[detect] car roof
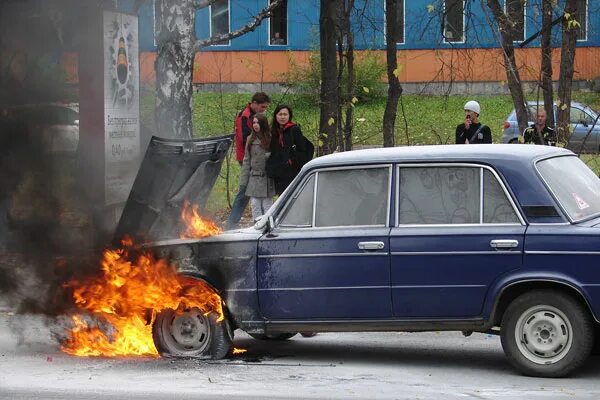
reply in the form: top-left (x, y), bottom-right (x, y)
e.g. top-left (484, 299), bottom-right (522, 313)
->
top-left (304, 144), bottom-right (572, 169)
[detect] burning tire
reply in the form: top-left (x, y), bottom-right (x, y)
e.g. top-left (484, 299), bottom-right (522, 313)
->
top-left (500, 290), bottom-right (593, 377)
top-left (248, 332), bottom-right (297, 341)
top-left (152, 307), bottom-right (231, 358)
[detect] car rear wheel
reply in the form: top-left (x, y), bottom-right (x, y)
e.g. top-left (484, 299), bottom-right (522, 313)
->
top-left (152, 307), bottom-right (232, 359)
top-left (248, 332), bottom-right (297, 341)
top-left (500, 290), bottom-right (593, 377)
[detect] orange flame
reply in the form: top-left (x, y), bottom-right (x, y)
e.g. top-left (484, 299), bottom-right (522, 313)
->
top-left (61, 239), bottom-right (223, 357)
top-left (180, 200), bottom-right (221, 239)
top-left (232, 347), bottom-right (247, 355)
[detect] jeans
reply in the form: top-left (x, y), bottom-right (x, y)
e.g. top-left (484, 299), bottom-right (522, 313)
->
top-left (226, 185), bottom-right (249, 229)
top-left (250, 197), bottom-right (274, 221)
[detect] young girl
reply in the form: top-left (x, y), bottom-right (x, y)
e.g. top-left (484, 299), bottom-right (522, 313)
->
top-left (239, 113), bottom-right (276, 220)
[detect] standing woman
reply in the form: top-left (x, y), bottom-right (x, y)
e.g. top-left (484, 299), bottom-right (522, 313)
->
top-left (268, 104), bottom-right (307, 195)
top-left (239, 114), bottom-right (276, 220)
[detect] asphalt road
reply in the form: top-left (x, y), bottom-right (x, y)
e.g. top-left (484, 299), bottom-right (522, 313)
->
top-left (1, 312), bottom-right (600, 399)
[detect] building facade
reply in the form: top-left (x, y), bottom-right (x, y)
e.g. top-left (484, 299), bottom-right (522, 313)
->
top-left (123, 0), bottom-right (600, 92)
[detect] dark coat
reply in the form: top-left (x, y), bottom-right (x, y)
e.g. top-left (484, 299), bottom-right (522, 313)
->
top-left (269, 122), bottom-right (306, 195)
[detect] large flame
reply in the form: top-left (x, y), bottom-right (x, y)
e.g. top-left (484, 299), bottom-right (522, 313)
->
top-left (61, 204), bottom-right (223, 357)
top-left (180, 200), bottom-right (221, 239)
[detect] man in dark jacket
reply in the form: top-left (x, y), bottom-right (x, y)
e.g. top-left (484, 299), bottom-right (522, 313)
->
top-left (455, 100), bottom-right (492, 144)
top-left (227, 92), bottom-right (270, 229)
top-left (521, 108), bottom-right (557, 146)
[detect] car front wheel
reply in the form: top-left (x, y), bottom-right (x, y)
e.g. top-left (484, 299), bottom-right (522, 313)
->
top-left (500, 290), bottom-right (593, 377)
top-left (152, 307), bottom-right (232, 359)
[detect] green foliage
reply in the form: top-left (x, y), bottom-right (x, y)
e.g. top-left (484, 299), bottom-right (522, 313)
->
top-left (279, 50), bottom-right (386, 103)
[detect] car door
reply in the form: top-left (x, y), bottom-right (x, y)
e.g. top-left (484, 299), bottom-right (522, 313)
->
top-left (390, 164), bottom-right (526, 318)
top-left (568, 106), bottom-right (599, 153)
top-left (257, 165), bottom-right (392, 320)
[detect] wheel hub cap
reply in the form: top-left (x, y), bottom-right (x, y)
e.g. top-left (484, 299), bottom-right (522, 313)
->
top-left (515, 305), bottom-right (572, 365)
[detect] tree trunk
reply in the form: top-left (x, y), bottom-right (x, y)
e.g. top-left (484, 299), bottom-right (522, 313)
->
top-left (154, 0), bottom-right (195, 139)
top-left (557, 0), bottom-right (578, 143)
top-left (487, 0), bottom-right (528, 135)
top-left (318, 0), bottom-right (340, 155)
top-left (382, 0), bottom-right (403, 148)
top-left (540, 0), bottom-right (554, 128)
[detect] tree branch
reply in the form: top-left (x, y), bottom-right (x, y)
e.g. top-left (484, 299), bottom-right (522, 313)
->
top-left (194, 0), bottom-right (283, 50)
top-left (519, 13), bottom-right (564, 48)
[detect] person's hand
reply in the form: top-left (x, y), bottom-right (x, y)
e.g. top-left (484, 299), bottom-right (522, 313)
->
top-left (464, 116), bottom-right (471, 130)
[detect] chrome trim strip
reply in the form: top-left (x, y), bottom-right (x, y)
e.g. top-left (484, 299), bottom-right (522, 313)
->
top-left (525, 250), bottom-right (600, 255)
top-left (479, 168), bottom-right (484, 224)
top-left (391, 251), bottom-right (518, 256)
top-left (224, 288), bottom-right (257, 292)
top-left (259, 252), bottom-right (389, 259)
top-left (258, 286), bottom-right (389, 291)
top-left (528, 222), bottom-right (571, 226)
top-left (392, 284), bottom-right (486, 289)
top-left (391, 223), bottom-right (522, 228)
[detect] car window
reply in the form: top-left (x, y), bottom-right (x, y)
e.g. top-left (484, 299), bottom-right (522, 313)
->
top-left (278, 174), bottom-right (315, 227)
top-left (483, 169), bottom-right (519, 223)
top-left (398, 167), bottom-right (480, 224)
top-left (570, 107), bottom-right (593, 125)
top-left (315, 167), bottom-right (389, 227)
top-left (537, 155), bottom-right (600, 222)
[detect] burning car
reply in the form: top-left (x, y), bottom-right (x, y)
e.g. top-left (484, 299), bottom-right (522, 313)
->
top-left (140, 143), bottom-right (600, 378)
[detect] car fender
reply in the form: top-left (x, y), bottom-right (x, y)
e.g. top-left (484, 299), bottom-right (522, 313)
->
top-left (483, 270), bottom-right (599, 325)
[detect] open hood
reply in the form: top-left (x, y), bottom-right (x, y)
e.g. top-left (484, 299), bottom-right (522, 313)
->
top-left (114, 134), bottom-right (232, 243)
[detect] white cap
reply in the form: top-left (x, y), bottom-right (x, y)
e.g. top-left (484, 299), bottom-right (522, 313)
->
top-left (464, 100), bottom-right (481, 115)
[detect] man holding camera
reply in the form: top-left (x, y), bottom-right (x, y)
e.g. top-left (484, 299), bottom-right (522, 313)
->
top-left (455, 100), bottom-right (492, 144)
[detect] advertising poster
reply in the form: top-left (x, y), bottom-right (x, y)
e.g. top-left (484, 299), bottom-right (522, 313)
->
top-left (103, 11), bottom-right (140, 206)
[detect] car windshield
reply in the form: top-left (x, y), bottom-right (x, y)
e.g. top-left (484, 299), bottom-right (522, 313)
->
top-left (536, 155), bottom-right (600, 222)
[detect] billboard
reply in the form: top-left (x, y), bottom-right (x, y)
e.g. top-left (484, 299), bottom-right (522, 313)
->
top-left (103, 11), bottom-right (140, 206)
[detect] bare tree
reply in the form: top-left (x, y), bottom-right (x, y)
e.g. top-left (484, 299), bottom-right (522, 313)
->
top-left (485, 0), bottom-right (529, 135)
top-left (382, 0), bottom-right (403, 147)
top-left (540, 0), bottom-right (555, 127)
top-left (154, 0), bottom-right (282, 139)
top-left (556, 0), bottom-right (579, 142)
top-left (318, 0), bottom-right (340, 154)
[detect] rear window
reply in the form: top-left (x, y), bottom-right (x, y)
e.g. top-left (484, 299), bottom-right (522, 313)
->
top-left (536, 156), bottom-right (600, 222)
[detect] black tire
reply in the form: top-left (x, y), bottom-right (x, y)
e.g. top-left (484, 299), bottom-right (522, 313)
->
top-left (500, 290), bottom-right (593, 377)
top-left (591, 324), bottom-right (600, 356)
top-left (248, 332), bottom-right (297, 341)
top-left (152, 307), bottom-right (232, 359)
top-left (508, 138), bottom-right (519, 144)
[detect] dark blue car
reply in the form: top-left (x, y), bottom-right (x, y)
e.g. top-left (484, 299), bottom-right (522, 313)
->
top-left (150, 144), bottom-right (600, 378)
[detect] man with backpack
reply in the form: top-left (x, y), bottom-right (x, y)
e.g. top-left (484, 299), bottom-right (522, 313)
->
top-left (455, 100), bottom-right (492, 144)
top-left (226, 92), bottom-right (271, 229)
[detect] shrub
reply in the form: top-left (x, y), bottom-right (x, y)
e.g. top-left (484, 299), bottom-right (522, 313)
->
top-left (280, 50), bottom-right (386, 103)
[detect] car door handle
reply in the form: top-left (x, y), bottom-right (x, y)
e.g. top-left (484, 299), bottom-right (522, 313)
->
top-left (490, 239), bottom-right (519, 250)
top-left (358, 241), bottom-right (385, 251)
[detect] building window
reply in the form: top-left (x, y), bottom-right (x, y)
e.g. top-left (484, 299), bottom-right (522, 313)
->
top-left (269, 0), bottom-right (287, 45)
top-left (210, 0), bottom-right (230, 45)
top-left (574, 0), bottom-right (587, 41)
top-left (443, 0), bottom-right (464, 43)
top-left (505, 0), bottom-right (525, 42)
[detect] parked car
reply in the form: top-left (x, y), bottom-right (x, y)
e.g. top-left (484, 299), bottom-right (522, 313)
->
top-left (6, 102), bottom-right (79, 154)
top-left (501, 101), bottom-right (600, 153)
top-left (147, 144), bottom-right (600, 378)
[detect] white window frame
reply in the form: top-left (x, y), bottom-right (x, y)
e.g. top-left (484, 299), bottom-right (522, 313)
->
top-left (503, 0), bottom-right (526, 43)
top-left (210, 0), bottom-right (231, 47)
top-left (442, 0), bottom-right (465, 44)
top-left (268, 0), bottom-right (288, 46)
top-left (575, 0), bottom-right (588, 42)
top-left (383, 0), bottom-right (406, 45)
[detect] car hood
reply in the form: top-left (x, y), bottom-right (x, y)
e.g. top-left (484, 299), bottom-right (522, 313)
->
top-left (114, 134), bottom-right (232, 243)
